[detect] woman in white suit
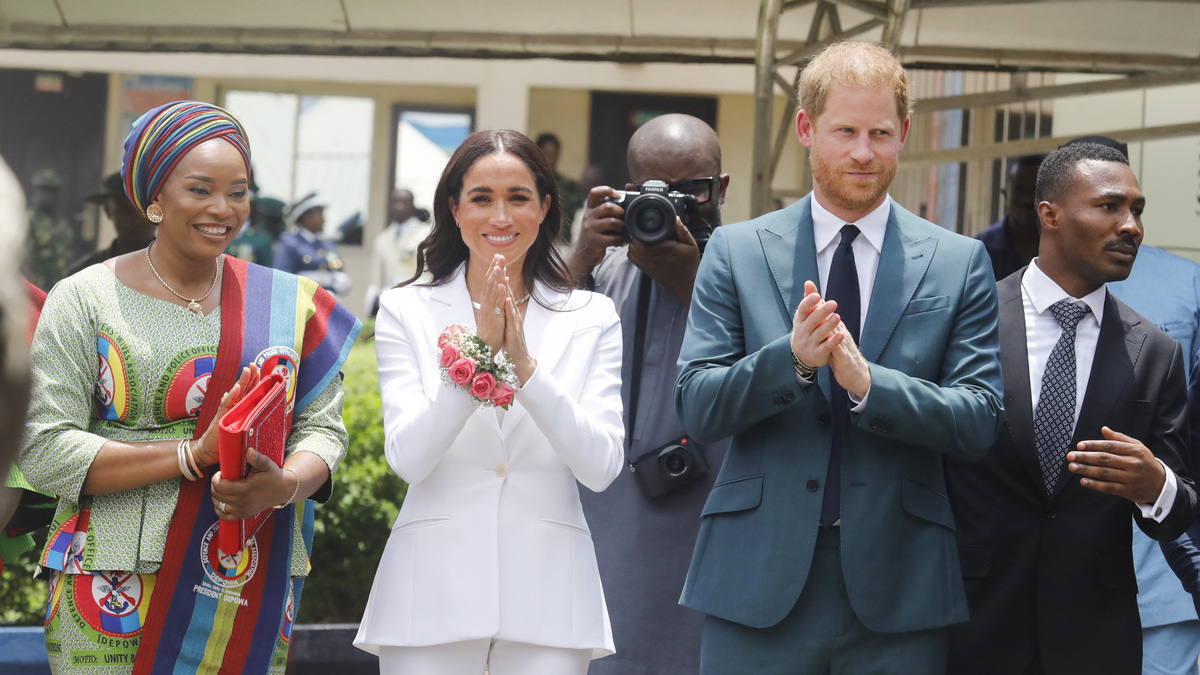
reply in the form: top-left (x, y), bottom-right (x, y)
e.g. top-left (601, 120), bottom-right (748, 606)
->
top-left (354, 129), bottom-right (624, 674)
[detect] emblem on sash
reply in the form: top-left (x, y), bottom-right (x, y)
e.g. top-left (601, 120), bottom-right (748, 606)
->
top-left (255, 346), bottom-right (299, 413)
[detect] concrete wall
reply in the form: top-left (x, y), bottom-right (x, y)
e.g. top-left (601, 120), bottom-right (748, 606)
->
top-left (1053, 74), bottom-right (1200, 261)
top-left (0, 49), bottom-right (794, 317)
top-left (8, 47), bottom-right (1197, 306)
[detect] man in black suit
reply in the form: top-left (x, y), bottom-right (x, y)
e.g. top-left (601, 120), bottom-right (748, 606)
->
top-left (945, 141), bottom-right (1198, 674)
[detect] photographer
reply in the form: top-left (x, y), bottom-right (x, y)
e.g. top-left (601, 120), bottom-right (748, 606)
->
top-left (570, 114), bottom-right (730, 675)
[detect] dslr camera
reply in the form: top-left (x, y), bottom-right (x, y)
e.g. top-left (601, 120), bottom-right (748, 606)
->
top-left (605, 180), bottom-right (711, 252)
top-left (630, 436), bottom-right (710, 499)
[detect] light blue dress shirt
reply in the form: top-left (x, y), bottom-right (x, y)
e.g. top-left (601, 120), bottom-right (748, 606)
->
top-left (1108, 245), bottom-right (1200, 632)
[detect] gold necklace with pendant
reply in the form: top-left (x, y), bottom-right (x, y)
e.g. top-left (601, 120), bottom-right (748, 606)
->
top-left (145, 242), bottom-right (219, 316)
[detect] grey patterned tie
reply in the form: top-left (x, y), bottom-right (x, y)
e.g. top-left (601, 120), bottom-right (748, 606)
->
top-left (1034, 299), bottom-right (1091, 496)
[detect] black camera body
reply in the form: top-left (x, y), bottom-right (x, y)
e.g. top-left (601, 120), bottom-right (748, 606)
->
top-left (630, 436), bottom-right (710, 499)
top-left (605, 180), bottom-right (710, 252)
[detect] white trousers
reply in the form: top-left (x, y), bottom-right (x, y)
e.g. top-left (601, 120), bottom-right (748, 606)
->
top-left (377, 638), bottom-right (592, 675)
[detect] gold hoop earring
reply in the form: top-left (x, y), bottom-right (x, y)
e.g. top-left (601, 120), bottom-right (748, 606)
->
top-left (146, 204), bottom-right (164, 224)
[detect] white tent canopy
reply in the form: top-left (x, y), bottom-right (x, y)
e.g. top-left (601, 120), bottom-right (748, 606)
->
top-left (1, 1), bottom-right (1196, 71)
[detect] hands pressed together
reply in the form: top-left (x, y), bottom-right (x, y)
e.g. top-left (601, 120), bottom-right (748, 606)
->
top-left (475, 253), bottom-right (537, 386)
top-left (790, 280), bottom-right (871, 399)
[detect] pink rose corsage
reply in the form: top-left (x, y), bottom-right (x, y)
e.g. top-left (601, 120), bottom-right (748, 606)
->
top-left (437, 323), bottom-right (519, 409)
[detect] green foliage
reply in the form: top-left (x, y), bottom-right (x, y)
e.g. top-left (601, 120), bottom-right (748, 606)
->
top-left (2, 327), bottom-right (403, 626)
top-left (298, 328), bottom-right (407, 623)
top-left (0, 536), bottom-right (48, 625)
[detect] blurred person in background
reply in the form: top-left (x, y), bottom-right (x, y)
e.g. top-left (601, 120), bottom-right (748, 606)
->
top-left (257, 196), bottom-right (288, 241)
top-left (364, 187), bottom-right (431, 316)
top-left (976, 154), bottom-right (1045, 280)
top-left (65, 171), bottom-right (157, 277)
top-left (0, 158), bottom-right (51, 574)
top-left (226, 192), bottom-right (276, 266)
top-left (23, 167), bottom-right (76, 291)
top-left (0, 153), bottom-right (33, 534)
top-left (561, 163), bottom-right (605, 247)
top-left (537, 133), bottom-right (584, 227)
top-left (274, 192), bottom-right (352, 296)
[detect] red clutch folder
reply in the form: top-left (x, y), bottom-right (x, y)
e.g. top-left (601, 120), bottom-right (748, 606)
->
top-left (217, 372), bottom-right (289, 556)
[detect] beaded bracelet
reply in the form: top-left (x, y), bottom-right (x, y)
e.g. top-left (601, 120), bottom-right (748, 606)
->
top-left (274, 467), bottom-right (301, 509)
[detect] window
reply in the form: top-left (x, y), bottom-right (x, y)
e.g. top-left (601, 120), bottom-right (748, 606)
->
top-left (391, 107), bottom-right (473, 221)
top-left (223, 91), bottom-right (374, 244)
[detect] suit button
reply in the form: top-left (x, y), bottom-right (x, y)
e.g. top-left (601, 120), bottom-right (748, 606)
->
top-left (818, 414), bottom-right (831, 425)
top-left (783, 391), bottom-right (795, 403)
top-left (806, 480), bottom-right (819, 492)
top-left (495, 463), bottom-right (508, 477)
top-left (773, 394), bottom-right (787, 406)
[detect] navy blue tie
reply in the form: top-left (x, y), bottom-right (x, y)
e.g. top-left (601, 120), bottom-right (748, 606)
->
top-left (820, 224), bottom-right (860, 527)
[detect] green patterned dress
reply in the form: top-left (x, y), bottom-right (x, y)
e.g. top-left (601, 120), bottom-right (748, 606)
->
top-left (18, 264), bottom-right (347, 674)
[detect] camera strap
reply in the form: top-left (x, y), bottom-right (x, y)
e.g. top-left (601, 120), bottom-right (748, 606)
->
top-left (626, 272), bottom-right (653, 467)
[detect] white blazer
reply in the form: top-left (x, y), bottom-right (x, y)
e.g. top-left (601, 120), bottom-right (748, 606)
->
top-left (354, 266), bottom-right (624, 658)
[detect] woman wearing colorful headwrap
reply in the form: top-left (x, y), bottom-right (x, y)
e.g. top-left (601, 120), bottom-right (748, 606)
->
top-left (18, 101), bottom-right (361, 674)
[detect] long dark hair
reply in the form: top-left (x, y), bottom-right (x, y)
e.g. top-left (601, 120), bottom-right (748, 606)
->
top-left (403, 129), bottom-right (572, 305)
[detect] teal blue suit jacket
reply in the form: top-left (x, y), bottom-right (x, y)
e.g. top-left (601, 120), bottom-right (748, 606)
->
top-left (675, 196), bottom-right (1004, 633)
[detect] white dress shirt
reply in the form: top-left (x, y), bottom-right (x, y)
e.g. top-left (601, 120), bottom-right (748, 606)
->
top-left (797, 196), bottom-right (891, 407)
top-left (1021, 259), bottom-right (1176, 520)
top-left (811, 195), bottom-right (890, 333)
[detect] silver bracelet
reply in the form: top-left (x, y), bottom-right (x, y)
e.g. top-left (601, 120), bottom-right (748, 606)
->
top-left (184, 439), bottom-right (202, 477)
top-left (177, 438), bottom-right (198, 481)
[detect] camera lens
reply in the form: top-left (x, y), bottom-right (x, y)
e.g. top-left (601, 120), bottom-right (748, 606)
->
top-left (661, 449), bottom-right (690, 478)
top-left (624, 194), bottom-right (676, 246)
top-left (640, 209), bottom-right (664, 233)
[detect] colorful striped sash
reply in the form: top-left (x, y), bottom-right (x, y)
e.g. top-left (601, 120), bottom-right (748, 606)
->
top-left (133, 257), bottom-right (360, 674)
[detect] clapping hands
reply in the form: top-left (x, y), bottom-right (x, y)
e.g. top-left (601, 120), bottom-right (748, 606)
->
top-left (790, 280), bottom-right (872, 397)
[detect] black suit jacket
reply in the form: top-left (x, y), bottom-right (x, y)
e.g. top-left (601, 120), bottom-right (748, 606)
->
top-left (946, 269), bottom-right (1197, 675)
